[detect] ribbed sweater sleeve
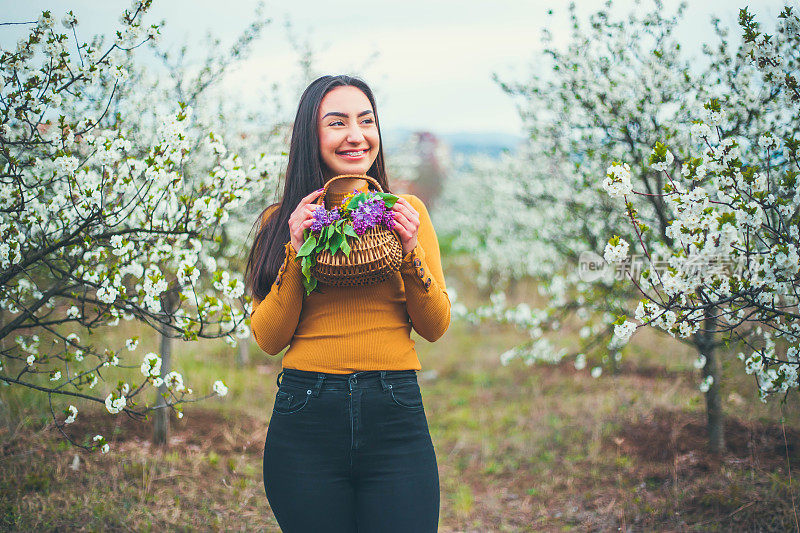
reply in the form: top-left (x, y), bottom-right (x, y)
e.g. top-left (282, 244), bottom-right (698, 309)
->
top-left (399, 194), bottom-right (451, 341)
top-left (249, 207), bottom-right (305, 355)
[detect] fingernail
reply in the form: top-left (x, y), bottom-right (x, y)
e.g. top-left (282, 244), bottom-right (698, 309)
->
top-left (316, 188), bottom-right (324, 192)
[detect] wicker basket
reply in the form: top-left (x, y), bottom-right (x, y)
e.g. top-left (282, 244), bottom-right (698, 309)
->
top-left (312, 175), bottom-right (403, 287)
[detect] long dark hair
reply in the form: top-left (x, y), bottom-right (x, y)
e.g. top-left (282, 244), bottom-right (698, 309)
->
top-left (245, 75), bottom-right (391, 301)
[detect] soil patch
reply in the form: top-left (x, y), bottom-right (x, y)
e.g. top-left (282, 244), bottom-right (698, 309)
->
top-left (607, 406), bottom-right (799, 472)
top-left (1, 408), bottom-right (266, 458)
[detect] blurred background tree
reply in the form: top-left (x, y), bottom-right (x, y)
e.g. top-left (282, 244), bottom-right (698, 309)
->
top-left (436, 1), bottom-right (799, 453)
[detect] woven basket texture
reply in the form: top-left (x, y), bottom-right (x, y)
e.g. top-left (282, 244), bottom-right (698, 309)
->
top-left (312, 175), bottom-right (403, 287)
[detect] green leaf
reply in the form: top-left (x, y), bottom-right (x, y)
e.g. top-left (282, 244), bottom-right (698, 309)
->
top-left (297, 235), bottom-right (317, 257)
top-left (341, 237), bottom-right (352, 257)
top-left (315, 231), bottom-right (327, 252)
top-left (376, 192), bottom-right (399, 208)
top-left (716, 212), bottom-right (737, 229)
top-left (301, 255), bottom-right (314, 282)
top-left (302, 276), bottom-right (317, 296)
top-left (346, 192), bottom-right (369, 209)
top-left (343, 225), bottom-right (359, 239)
top-left (330, 232), bottom-right (344, 255)
top-left (299, 257), bottom-right (308, 281)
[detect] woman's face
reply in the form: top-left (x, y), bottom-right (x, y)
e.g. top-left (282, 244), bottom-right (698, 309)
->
top-left (317, 85), bottom-right (380, 178)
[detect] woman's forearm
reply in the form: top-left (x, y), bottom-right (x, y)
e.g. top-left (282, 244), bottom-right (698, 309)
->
top-left (250, 242), bottom-right (305, 355)
top-left (400, 195), bottom-right (451, 342)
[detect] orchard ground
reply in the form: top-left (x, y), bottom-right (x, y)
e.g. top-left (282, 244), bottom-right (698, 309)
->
top-left (1, 262), bottom-right (798, 531)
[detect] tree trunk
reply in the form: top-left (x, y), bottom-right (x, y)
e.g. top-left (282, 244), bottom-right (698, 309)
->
top-left (152, 328), bottom-right (172, 445)
top-left (0, 397), bottom-right (10, 435)
top-left (0, 310), bottom-right (11, 433)
top-left (609, 350), bottom-right (620, 375)
top-left (153, 286), bottom-right (179, 446)
top-left (236, 336), bottom-right (250, 368)
top-left (694, 311), bottom-right (725, 453)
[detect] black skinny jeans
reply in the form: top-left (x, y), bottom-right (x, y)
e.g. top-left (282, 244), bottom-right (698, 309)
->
top-left (263, 368), bottom-right (440, 532)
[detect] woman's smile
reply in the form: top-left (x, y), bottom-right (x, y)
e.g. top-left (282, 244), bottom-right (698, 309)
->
top-left (337, 148), bottom-right (368, 160)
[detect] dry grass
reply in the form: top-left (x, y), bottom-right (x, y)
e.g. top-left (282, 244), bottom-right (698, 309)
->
top-left (1, 273), bottom-right (799, 531)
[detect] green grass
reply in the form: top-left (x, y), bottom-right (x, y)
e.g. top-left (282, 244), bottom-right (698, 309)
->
top-left (1, 270), bottom-right (799, 531)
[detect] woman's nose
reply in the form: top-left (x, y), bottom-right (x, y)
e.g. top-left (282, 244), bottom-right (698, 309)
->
top-left (346, 125), bottom-right (365, 143)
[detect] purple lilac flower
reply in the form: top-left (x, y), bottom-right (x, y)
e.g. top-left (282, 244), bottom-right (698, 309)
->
top-left (310, 205), bottom-right (341, 233)
top-left (351, 195), bottom-right (395, 235)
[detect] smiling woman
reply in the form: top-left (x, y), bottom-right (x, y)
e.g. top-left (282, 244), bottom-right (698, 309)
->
top-left (244, 75), bottom-right (450, 532)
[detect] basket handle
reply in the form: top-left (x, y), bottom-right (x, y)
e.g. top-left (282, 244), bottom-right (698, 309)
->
top-left (315, 174), bottom-right (384, 206)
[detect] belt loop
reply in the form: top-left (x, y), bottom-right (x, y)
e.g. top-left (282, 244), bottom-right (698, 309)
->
top-left (379, 370), bottom-right (389, 392)
top-left (276, 369), bottom-right (285, 388)
top-left (311, 373), bottom-right (325, 397)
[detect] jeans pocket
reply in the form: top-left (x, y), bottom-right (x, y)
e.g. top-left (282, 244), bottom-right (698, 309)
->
top-left (272, 387), bottom-right (311, 415)
top-left (388, 381), bottom-right (424, 411)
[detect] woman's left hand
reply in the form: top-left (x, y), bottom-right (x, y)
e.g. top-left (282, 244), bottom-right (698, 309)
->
top-left (391, 197), bottom-right (420, 255)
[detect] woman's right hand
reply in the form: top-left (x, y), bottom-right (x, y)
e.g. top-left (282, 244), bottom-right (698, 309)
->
top-left (288, 188), bottom-right (325, 252)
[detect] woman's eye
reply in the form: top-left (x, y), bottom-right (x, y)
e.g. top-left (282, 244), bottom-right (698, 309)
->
top-left (328, 120), bottom-right (344, 126)
top-left (361, 118), bottom-right (374, 124)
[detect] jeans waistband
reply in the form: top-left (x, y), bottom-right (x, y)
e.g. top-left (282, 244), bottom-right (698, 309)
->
top-left (276, 368), bottom-right (418, 395)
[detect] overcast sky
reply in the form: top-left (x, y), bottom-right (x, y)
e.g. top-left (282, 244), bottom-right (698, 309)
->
top-left (1, 0), bottom-right (791, 137)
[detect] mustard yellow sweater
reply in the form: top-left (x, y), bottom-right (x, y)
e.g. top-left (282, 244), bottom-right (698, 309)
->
top-left (249, 183), bottom-right (451, 374)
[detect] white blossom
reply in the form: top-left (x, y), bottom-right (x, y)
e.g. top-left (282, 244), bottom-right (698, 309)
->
top-left (699, 374), bottom-right (714, 393)
top-left (93, 434), bottom-right (109, 453)
top-left (602, 162), bottom-right (633, 198)
top-left (603, 238), bottom-right (629, 263)
top-left (62, 11), bottom-right (78, 28)
top-left (212, 380), bottom-right (228, 397)
top-left (611, 320), bottom-right (637, 347)
top-left (64, 405), bottom-right (78, 424)
top-left (757, 133), bottom-right (779, 151)
top-left (650, 147), bottom-right (674, 172)
top-left (164, 371), bottom-right (185, 392)
top-left (690, 122), bottom-right (712, 143)
top-left (140, 352), bottom-right (161, 378)
top-left (104, 393), bottom-right (126, 414)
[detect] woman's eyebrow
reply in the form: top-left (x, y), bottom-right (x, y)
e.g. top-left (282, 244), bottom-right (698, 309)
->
top-left (321, 110), bottom-right (374, 119)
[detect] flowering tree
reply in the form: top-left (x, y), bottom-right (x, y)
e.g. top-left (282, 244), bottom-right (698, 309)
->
top-left (106, 2), bottom-right (288, 440)
top-left (602, 6), bottom-right (799, 450)
top-left (436, 1), bottom-right (797, 452)
top-left (438, 1), bottom-right (697, 369)
top-left (0, 3), bottom-right (278, 451)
